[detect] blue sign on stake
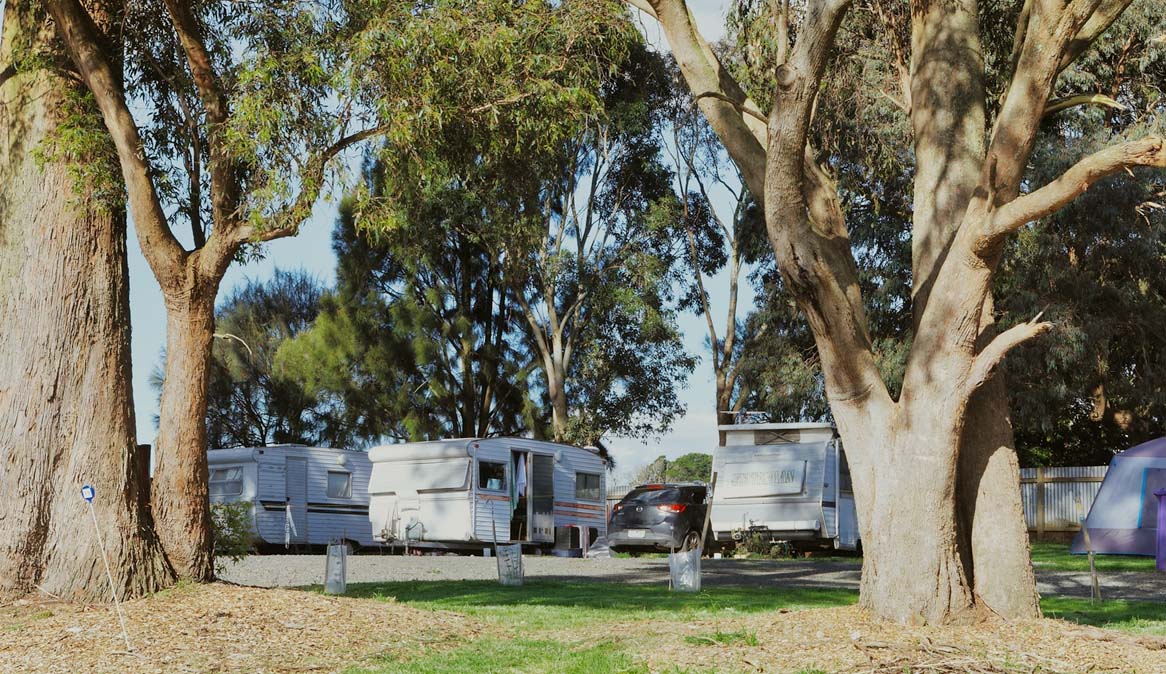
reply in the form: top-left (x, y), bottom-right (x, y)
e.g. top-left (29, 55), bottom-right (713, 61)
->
top-left (81, 485), bottom-right (95, 503)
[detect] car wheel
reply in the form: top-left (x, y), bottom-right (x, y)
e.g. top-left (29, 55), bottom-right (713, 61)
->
top-left (681, 530), bottom-right (701, 552)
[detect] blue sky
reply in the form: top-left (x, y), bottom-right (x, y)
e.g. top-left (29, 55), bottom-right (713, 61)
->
top-left (91, 1), bottom-right (743, 478)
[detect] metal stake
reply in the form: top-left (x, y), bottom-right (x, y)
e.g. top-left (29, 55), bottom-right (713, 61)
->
top-left (83, 486), bottom-right (132, 651)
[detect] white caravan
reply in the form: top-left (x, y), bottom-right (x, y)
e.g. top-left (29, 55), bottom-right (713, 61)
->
top-left (709, 423), bottom-right (860, 552)
top-left (208, 445), bottom-right (376, 548)
top-left (367, 438), bottom-right (607, 551)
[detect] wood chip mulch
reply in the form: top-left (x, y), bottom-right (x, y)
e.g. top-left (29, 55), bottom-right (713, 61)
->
top-left (3, 584), bottom-right (1165, 673)
top-left (613, 605), bottom-right (1166, 673)
top-left (0, 582), bottom-right (480, 674)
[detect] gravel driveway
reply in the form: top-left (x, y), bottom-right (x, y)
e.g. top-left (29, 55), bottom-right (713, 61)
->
top-left (219, 554), bottom-right (1166, 601)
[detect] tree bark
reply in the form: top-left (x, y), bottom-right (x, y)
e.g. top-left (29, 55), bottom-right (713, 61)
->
top-left (548, 369), bottom-right (569, 441)
top-left (906, 0), bottom-right (1041, 619)
top-left (0, 0), bottom-right (173, 600)
top-left (957, 353), bottom-right (1040, 617)
top-left (832, 388), bottom-right (977, 625)
top-left (151, 293), bottom-right (217, 581)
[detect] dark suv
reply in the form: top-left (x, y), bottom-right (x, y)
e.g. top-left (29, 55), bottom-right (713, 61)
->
top-left (607, 483), bottom-right (708, 552)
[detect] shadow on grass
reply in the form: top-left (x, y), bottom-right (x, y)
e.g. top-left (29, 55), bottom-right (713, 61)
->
top-left (1041, 597), bottom-right (1166, 635)
top-left (1029, 542), bottom-right (1157, 573)
top-left (342, 579), bottom-right (858, 616)
top-left (346, 638), bottom-right (664, 674)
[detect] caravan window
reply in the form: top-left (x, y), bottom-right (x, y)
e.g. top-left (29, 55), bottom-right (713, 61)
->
top-left (209, 467), bottom-right (243, 496)
top-left (575, 472), bottom-right (601, 501)
top-left (478, 461), bottom-right (507, 491)
top-left (326, 471), bottom-right (352, 499)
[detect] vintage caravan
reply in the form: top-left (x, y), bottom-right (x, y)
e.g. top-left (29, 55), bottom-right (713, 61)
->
top-left (208, 445), bottom-right (376, 548)
top-left (709, 422), bottom-right (860, 552)
top-left (367, 438), bottom-right (607, 551)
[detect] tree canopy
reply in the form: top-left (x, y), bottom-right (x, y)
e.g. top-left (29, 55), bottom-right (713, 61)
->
top-left (205, 270), bottom-right (357, 449)
top-left (727, 0), bottom-right (1166, 466)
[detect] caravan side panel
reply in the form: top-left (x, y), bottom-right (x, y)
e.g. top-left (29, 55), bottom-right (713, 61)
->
top-left (303, 450), bottom-right (376, 546)
top-left (368, 441), bottom-right (475, 544)
top-left (552, 447), bottom-right (607, 539)
top-left (472, 441), bottom-right (514, 543)
top-left (254, 451), bottom-right (289, 545)
top-left (472, 493), bottom-right (511, 543)
top-left (710, 442), bottom-right (828, 540)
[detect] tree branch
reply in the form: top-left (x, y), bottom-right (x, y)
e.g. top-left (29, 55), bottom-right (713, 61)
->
top-left (966, 313), bottom-right (1054, 392)
top-left (160, 0), bottom-right (243, 234)
top-left (692, 91), bottom-right (768, 124)
top-left (1059, 0), bottom-right (1135, 72)
top-left (198, 122), bottom-right (389, 281)
top-left (160, 0), bottom-right (227, 126)
top-left (0, 64), bottom-right (16, 89)
top-left (44, 0), bottom-right (187, 285)
top-left (980, 136), bottom-right (1166, 252)
top-left (988, 0), bottom-right (1122, 202)
top-left (636, 0), bottom-right (768, 199)
top-left (213, 332), bottom-right (254, 360)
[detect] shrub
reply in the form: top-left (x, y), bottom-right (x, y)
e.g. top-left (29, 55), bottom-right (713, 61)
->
top-left (211, 501), bottom-right (255, 571)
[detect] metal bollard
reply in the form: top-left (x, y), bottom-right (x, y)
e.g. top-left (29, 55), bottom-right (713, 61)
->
top-left (324, 542), bottom-right (348, 594)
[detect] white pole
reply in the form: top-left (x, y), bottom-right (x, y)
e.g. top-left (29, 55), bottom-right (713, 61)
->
top-left (85, 496), bottom-right (132, 651)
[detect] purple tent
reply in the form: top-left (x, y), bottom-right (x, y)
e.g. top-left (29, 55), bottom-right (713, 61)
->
top-left (1071, 437), bottom-right (1166, 556)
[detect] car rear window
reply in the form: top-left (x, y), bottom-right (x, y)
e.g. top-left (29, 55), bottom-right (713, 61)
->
top-left (623, 487), bottom-right (684, 504)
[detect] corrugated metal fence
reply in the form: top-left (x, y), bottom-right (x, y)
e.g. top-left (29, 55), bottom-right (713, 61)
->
top-left (611, 466), bottom-right (1110, 539)
top-left (607, 484), bottom-right (633, 505)
top-left (1019, 465), bottom-right (1107, 537)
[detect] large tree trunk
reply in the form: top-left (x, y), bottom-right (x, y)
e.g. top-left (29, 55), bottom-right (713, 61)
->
top-left (907, 0), bottom-right (1040, 620)
top-left (843, 403), bottom-right (977, 625)
top-left (0, 0), bottom-right (173, 600)
top-left (957, 371), bottom-right (1040, 617)
top-left (152, 292), bottom-right (217, 581)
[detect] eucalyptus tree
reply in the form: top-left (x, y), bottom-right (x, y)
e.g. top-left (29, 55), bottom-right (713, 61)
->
top-left (43, 0), bottom-right (391, 581)
top-left (366, 35), bottom-right (695, 445)
top-left (662, 63), bottom-right (768, 428)
top-left (733, 0), bottom-right (1166, 467)
top-left (507, 45), bottom-right (695, 445)
top-left (276, 194), bottom-right (534, 442)
top-left (999, 2), bottom-right (1166, 465)
top-left (205, 270), bottom-right (349, 449)
top-left (0, 0), bottom-right (173, 600)
top-left (630, 0), bottom-right (1165, 624)
top-left (45, 0), bottom-right (627, 581)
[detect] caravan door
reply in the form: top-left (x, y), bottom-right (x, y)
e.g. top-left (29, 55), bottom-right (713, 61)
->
top-left (530, 453), bottom-right (554, 543)
top-left (286, 456), bottom-right (309, 544)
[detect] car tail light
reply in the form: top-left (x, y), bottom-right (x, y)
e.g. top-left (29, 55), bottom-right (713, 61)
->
top-left (612, 503), bottom-right (623, 512)
top-left (656, 504), bottom-right (686, 513)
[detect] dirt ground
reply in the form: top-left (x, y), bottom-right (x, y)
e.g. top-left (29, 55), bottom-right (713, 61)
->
top-left (0, 583), bottom-right (476, 674)
top-left (2, 582), bottom-right (1165, 674)
top-left (623, 607), bottom-right (1166, 673)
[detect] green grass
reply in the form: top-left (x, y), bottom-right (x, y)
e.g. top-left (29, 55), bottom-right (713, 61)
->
top-left (341, 579), bottom-right (858, 630)
top-left (345, 638), bottom-right (652, 674)
top-left (1041, 597), bottom-right (1166, 636)
top-left (335, 581), bottom-right (855, 673)
top-left (328, 578), bottom-right (1166, 673)
top-left (684, 629), bottom-right (759, 647)
top-left (1029, 542), bottom-right (1157, 573)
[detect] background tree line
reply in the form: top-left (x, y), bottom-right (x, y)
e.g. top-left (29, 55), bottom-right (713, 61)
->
top-left (208, 2), bottom-right (1166, 471)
